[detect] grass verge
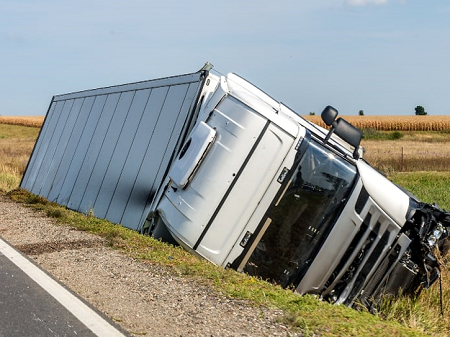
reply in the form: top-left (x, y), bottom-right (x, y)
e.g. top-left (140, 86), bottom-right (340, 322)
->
top-left (6, 188), bottom-right (441, 337)
top-left (389, 171), bottom-right (450, 209)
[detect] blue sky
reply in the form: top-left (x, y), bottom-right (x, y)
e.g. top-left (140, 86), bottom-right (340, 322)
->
top-left (1, 0), bottom-right (449, 116)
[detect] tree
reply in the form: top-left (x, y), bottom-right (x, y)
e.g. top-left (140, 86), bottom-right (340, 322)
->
top-left (415, 105), bottom-right (427, 115)
top-left (358, 110), bottom-right (364, 116)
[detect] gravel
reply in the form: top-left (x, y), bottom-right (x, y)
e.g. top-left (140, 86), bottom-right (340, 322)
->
top-left (0, 194), bottom-right (302, 337)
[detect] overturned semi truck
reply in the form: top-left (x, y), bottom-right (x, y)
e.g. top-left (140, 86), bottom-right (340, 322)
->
top-left (21, 64), bottom-right (450, 310)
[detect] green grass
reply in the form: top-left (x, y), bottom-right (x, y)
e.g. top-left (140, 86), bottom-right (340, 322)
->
top-left (363, 129), bottom-right (405, 140)
top-left (362, 130), bottom-right (450, 142)
top-left (389, 171), bottom-right (450, 210)
top-left (0, 123), bottom-right (40, 139)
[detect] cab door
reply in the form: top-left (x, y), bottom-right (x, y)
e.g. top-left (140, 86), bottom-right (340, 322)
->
top-left (195, 121), bottom-right (295, 265)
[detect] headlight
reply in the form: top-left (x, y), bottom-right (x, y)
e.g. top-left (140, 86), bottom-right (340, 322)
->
top-left (427, 222), bottom-right (445, 247)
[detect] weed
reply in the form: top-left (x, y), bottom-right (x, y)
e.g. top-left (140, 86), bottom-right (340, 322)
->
top-left (86, 207), bottom-right (95, 217)
top-left (362, 128), bottom-right (382, 140)
top-left (0, 172), bottom-right (21, 191)
top-left (391, 131), bottom-right (403, 140)
top-left (104, 227), bottom-right (121, 247)
top-left (46, 208), bottom-right (63, 218)
top-left (362, 129), bottom-right (404, 141)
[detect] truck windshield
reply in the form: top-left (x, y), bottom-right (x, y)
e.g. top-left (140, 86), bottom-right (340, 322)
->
top-left (245, 139), bottom-right (357, 288)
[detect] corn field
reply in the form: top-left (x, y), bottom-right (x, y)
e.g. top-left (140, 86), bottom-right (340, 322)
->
top-left (304, 115), bottom-right (450, 131)
top-left (0, 116), bottom-right (44, 128)
top-left (2, 115), bottom-right (450, 132)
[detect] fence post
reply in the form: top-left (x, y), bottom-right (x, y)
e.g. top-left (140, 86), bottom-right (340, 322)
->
top-left (401, 147), bottom-right (404, 171)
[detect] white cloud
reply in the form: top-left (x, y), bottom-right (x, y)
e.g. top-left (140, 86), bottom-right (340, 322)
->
top-left (346, 0), bottom-right (389, 6)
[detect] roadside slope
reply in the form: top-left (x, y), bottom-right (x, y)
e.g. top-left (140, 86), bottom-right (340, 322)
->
top-left (0, 193), bottom-right (298, 337)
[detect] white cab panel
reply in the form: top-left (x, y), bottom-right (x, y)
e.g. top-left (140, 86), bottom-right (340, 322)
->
top-left (158, 96), bottom-right (268, 248)
top-left (356, 160), bottom-right (409, 226)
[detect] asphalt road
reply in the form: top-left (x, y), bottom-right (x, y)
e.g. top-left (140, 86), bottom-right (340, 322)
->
top-left (0, 236), bottom-right (128, 337)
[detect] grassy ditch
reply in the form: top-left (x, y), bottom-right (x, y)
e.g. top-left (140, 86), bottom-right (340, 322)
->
top-left (7, 187), bottom-right (448, 337)
top-left (387, 172), bottom-right (450, 335)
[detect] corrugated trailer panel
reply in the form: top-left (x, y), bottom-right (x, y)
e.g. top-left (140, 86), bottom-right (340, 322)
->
top-left (67, 93), bottom-right (123, 212)
top-left (57, 95), bottom-right (109, 208)
top-left (21, 71), bottom-right (206, 231)
top-left (48, 96), bottom-right (97, 204)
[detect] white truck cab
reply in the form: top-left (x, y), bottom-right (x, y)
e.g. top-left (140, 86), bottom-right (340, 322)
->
top-left (154, 72), bottom-right (449, 309)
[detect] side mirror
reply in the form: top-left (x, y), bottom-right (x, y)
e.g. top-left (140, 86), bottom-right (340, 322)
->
top-left (321, 106), bottom-right (362, 159)
top-left (334, 118), bottom-right (362, 159)
top-left (321, 105), bottom-right (339, 126)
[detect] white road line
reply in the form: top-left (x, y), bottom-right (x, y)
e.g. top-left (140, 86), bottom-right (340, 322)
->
top-left (0, 237), bottom-right (126, 337)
